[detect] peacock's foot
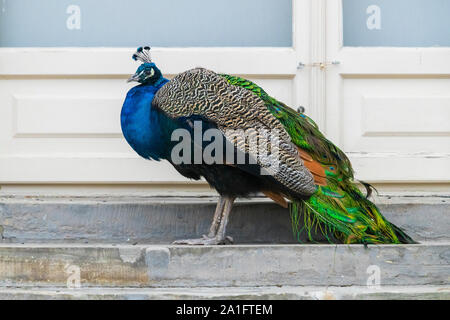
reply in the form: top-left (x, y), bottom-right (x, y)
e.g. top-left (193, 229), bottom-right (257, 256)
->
top-left (172, 235), bottom-right (234, 245)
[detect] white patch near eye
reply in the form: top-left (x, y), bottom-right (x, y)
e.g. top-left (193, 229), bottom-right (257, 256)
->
top-left (150, 68), bottom-right (155, 77)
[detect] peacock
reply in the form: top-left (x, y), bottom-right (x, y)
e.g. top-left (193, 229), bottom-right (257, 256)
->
top-left (121, 47), bottom-right (415, 245)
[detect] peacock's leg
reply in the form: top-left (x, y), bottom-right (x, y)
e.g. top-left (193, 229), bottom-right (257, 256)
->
top-left (214, 196), bottom-right (235, 242)
top-left (172, 195), bottom-right (235, 245)
top-left (207, 196), bottom-right (226, 238)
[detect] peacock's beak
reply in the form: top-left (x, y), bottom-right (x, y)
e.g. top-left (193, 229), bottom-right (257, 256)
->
top-left (127, 74), bottom-right (140, 83)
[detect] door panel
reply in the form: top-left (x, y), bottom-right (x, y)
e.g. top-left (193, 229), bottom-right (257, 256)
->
top-left (342, 77), bottom-right (450, 153)
top-left (326, 0), bottom-right (450, 183)
top-left (0, 0), bottom-right (307, 185)
top-left (0, 54), bottom-right (298, 183)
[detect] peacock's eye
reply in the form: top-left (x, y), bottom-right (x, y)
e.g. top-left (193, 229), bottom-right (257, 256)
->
top-left (146, 68), bottom-right (155, 77)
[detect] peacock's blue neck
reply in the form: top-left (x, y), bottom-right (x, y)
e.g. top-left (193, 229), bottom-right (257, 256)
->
top-left (121, 78), bottom-right (176, 161)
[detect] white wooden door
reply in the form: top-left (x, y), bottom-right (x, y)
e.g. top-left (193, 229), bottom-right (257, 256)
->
top-left (324, 0), bottom-right (450, 184)
top-left (3, 0), bottom-right (446, 193)
top-left (0, 0), bottom-right (310, 188)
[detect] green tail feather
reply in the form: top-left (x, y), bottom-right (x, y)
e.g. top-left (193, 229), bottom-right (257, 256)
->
top-left (289, 183), bottom-right (416, 244)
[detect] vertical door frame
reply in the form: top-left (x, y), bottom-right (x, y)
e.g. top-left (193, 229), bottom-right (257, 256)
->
top-left (294, 0), bottom-right (328, 132)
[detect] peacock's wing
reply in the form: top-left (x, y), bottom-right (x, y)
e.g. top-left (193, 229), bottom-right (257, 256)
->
top-left (153, 68), bottom-right (316, 197)
top-left (219, 75), bottom-right (353, 177)
top-left (220, 74), bottom-right (415, 244)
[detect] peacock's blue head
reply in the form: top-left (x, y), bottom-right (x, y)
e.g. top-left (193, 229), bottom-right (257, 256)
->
top-left (128, 62), bottom-right (162, 85)
top-left (127, 46), bottom-right (162, 85)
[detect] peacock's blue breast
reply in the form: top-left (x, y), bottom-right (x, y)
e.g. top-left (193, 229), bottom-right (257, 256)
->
top-left (121, 84), bottom-right (174, 161)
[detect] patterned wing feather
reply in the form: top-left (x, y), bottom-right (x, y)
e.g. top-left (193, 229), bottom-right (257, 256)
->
top-left (153, 68), bottom-right (316, 197)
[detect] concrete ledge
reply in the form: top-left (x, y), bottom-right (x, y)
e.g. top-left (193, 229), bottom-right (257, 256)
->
top-left (0, 196), bottom-right (448, 243)
top-left (0, 285), bottom-right (448, 300)
top-left (0, 243), bottom-right (448, 288)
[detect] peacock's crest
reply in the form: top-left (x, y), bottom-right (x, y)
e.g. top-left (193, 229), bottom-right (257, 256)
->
top-left (132, 46), bottom-right (152, 64)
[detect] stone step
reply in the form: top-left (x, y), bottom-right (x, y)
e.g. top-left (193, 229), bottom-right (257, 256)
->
top-left (0, 286), bottom-right (448, 300)
top-left (0, 243), bottom-right (448, 288)
top-left (0, 196), bottom-right (448, 244)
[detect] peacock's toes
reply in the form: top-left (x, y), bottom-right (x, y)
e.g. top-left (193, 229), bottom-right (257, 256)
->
top-left (172, 235), bottom-right (234, 245)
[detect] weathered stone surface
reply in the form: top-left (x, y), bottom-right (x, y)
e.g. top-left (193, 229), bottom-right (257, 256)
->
top-left (0, 196), bottom-right (448, 243)
top-left (0, 196), bottom-right (447, 299)
top-left (0, 244), bottom-right (448, 288)
top-left (0, 245), bottom-right (149, 287)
